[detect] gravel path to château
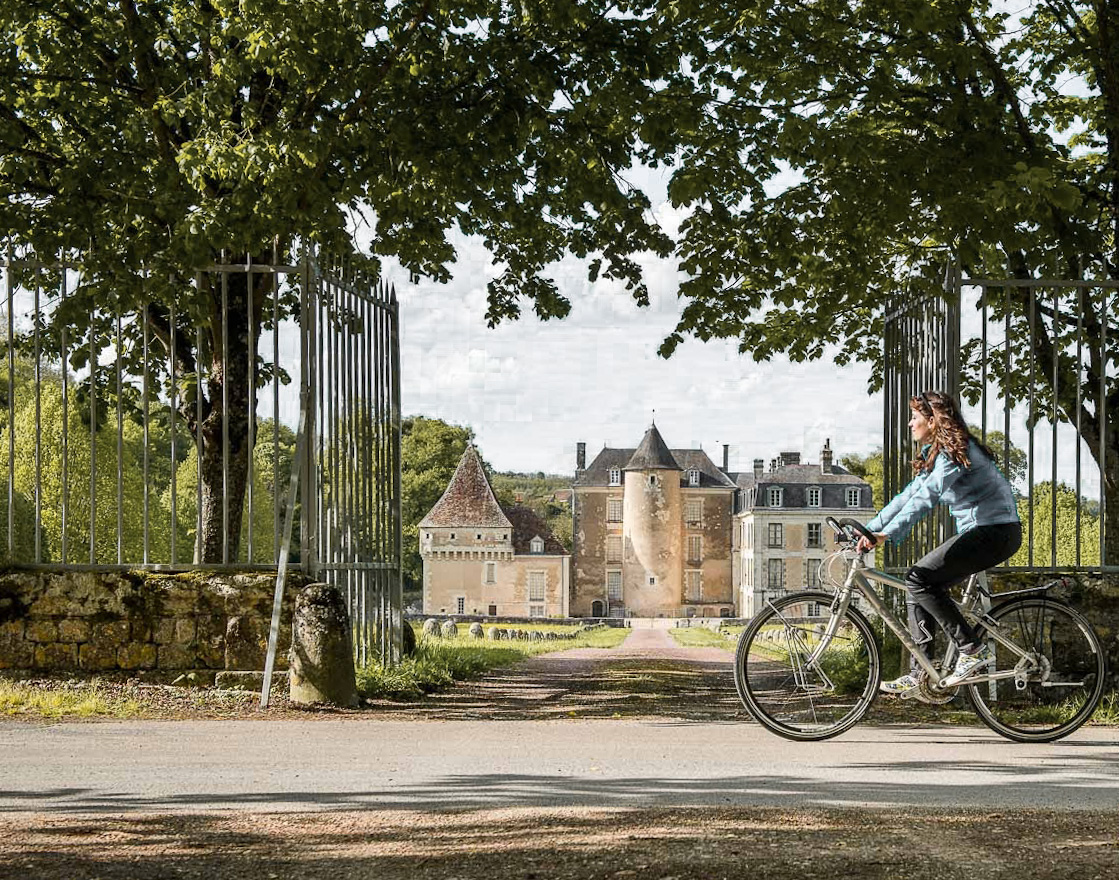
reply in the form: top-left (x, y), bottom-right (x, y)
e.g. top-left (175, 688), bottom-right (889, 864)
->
top-left (361, 626), bottom-right (748, 721)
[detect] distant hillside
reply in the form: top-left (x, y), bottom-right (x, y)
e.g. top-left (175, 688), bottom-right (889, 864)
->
top-left (489, 472), bottom-right (573, 551)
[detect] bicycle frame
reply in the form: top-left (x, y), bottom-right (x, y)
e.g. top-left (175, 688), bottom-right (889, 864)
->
top-left (817, 552), bottom-right (1040, 690)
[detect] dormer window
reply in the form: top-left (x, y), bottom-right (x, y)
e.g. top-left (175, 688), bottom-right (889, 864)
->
top-left (846, 487), bottom-right (861, 508)
top-left (687, 468), bottom-right (700, 486)
top-left (807, 487), bottom-right (821, 508)
top-left (530, 536), bottom-right (545, 554)
top-left (608, 467), bottom-right (621, 486)
top-left (767, 487), bottom-right (783, 508)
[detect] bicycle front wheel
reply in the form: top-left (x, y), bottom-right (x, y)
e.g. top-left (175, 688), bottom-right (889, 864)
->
top-left (967, 597), bottom-right (1107, 743)
top-left (734, 591), bottom-right (880, 741)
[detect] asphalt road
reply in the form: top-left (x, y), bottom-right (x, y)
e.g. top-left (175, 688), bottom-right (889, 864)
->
top-left (2, 718), bottom-right (1116, 814)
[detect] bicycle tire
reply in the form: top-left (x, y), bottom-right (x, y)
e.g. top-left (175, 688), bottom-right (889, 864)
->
top-left (734, 591), bottom-right (880, 741)
top-left (966, 597), bottom-right (1107, 743)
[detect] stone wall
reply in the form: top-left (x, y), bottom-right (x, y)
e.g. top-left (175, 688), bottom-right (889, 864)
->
top-left (986, 571), bottom-right (1119, 688)
top-left (0, 569), bottom-right (310, 681)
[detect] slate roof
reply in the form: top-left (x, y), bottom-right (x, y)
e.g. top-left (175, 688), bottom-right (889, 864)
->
top-left (730, 462), bottom-right (875, 510)
top-left (502, 504), bottom-right (569, 555)
top-left (419, 445), bottom-right (512, 528)
top-left (624, 425), bottom-right (680, 471)
top-left (575, 444), bottom-right (736, 489)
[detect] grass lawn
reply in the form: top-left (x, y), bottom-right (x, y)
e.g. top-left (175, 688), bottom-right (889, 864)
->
top-left (356, 623), bottom-right (629, 699)
top-left (0, 679), bottom-right (142, 719)
top-left (667, 627), bottom-right (735, 650)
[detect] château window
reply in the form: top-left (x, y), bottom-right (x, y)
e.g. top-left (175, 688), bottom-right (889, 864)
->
top-left (767, 558), bottom-right (785, 589)
top-left (607, 497), bottom-right (623, 522)
top-left (606, 535), bottom-right (623, 563)
top-left (687, 534), bottom-right (702, 563)
top-left (767, 523), bottom-right (783, 548)
top-left (530, 536), bottom-right (545, 554)
top-left (608, 467), bottom-right (621, 486)
top-left (767, 486), bottom-right (783, 507)
top-left (456, 597), bottom-right (465, 614)
top-left (606, 570), bottom-right (623, 600)
top-left (687, 468), bottom-right (700, 486)
top-left (807, 487), bottom-right (821, 508)
top-left (484, 561), bottom-right (496, 584)
top-left (528, 571), bottom-right (546, 602)
top-left (807, 523), bottom-right (823, 549)
top-left (685, 499), bottom-right (703, 523)
top-left (846, 487), bottom-right (861, 508)
top-left (685, 570), bottom-right (702, 602)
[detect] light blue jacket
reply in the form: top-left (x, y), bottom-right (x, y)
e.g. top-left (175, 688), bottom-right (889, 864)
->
top-left (866, 439), bottom-right (1019, 543)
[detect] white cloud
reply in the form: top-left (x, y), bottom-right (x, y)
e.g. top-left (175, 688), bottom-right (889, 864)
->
top-left (395, 229), bottom-right (883, 476)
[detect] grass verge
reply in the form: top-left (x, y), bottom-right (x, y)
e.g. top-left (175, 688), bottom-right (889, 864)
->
top-left (356, 624), bottom-right (629, 700)
top-left (0, 679), bottom-right (143, 719)
top-left (668, 627), bottom-right (734, 649)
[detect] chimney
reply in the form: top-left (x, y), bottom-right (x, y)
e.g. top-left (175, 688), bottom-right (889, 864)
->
top-left (576, 442), bottom-right (586, 471)
top-left (780, 451), bottom-right (800, 467)
top-left (770, 457), bottom-right (779, 472)
top-left (821, 438), bottom-right (833, 474)
top-left (722, 444), bottom-right (730, 472)
top-left (753, 458), bottom-right (764, 478)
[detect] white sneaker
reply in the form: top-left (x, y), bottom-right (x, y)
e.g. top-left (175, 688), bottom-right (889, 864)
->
top-left (879, 674), bottom-right (920, 696)
top-left (942, 644), bottom-right (994, 686)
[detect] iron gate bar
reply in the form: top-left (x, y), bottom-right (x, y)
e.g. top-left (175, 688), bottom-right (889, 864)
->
top-left (0, 248), bottom-right (403, 666)
top-left (886, 270), bottom-right (1117, 572)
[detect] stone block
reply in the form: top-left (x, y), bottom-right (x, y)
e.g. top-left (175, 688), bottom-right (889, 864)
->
top-left (26, 620), bottom-right (59, 643)
top-left (175, 618), bottom-right (197, 645)
top-left (35, 642), bottom-right (78, 669)
top-left (0, 632), bottom-right (34, 669)
top-left (93, 620), bottom-right (130, 645)
top-left (131, 619), bottom-right (154, 642)
top-left (215, 670), bottom-right (265, 690)
top-left (117, 642), bottom-right (157, 670)
top-left (0, 620), bottom-right (25, 640)
top-left (27, 595), bottom-right (74, 617)
top-left (157, 644), bottom-right (198, 670)
top-left (289, 583), bottom-right (358, 708)
top-left (145, 577), bottom-right (203, 615)
top-left (153, 618), bottom-right (177, 645)
top-left (225, 614), bottom-right (266, 670)
top-left (79, 640), bottom-right (120, 671)
top-left (57, 619), bottom-right (92, 643)
top-left (194, 616), bottom-right (226, 668)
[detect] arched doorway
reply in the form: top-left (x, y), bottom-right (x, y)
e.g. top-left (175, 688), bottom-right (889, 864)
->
top-left (591, 600), bottom-right (605, 618)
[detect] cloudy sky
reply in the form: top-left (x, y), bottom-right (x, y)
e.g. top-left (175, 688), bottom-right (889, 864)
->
top-left (391, 205), bottom-right (883, 477)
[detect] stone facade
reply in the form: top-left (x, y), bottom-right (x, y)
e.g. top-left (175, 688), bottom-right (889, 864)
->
top-left (731, 442), bottom-right (876, 618)
top-left (0, 569), bottom-right (308, 680)
top-left (420, 446), bottom-right (571, 618)
top-left (573, 426), bottom-right (737, 618)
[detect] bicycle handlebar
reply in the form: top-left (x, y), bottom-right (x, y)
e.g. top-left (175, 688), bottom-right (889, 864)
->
top-left (827, 516), bottom-right (878, 547)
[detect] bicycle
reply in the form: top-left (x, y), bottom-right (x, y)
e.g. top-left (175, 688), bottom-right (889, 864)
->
top-left (733, 516), bottom-right (1108, 742)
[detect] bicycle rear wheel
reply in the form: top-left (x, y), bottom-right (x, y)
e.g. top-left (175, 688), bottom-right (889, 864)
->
top-left (734, 591), bottom-right (880, 741)
top-left (967, 597), bottom-right (1107, 743)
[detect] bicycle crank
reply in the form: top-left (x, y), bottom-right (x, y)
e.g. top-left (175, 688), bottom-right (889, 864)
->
top-left (905, 670), bottom-right (959, 705)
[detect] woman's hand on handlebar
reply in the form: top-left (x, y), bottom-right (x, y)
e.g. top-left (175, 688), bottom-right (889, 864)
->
top-left (856, 533), bottom-right (888, 553)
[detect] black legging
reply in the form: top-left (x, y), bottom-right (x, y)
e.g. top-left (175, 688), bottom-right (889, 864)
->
top-left (904, 522), bottom-right (1022, 673)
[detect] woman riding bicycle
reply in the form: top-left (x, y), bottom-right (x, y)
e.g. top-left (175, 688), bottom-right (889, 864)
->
top-left (856, 390), bottom-right (1021, 696)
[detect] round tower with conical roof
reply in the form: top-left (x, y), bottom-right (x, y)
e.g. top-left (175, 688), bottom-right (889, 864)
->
top-left (621, 424), bottom-right (682, 615)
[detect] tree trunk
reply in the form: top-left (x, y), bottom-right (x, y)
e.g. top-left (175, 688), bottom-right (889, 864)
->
top-left (197, 262), bottom-right (264, 564)
top-left (1105, 452), bottom-right (1119, 569)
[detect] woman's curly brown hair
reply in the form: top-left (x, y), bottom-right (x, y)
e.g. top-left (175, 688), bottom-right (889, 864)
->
top-left (910, 390), bottom-right (997, 474)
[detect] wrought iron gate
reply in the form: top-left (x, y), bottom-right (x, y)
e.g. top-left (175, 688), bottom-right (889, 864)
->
top-left (881, 267), bottom-right (962, 570)
top-left (0, 248), bottom-right (404, 665)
